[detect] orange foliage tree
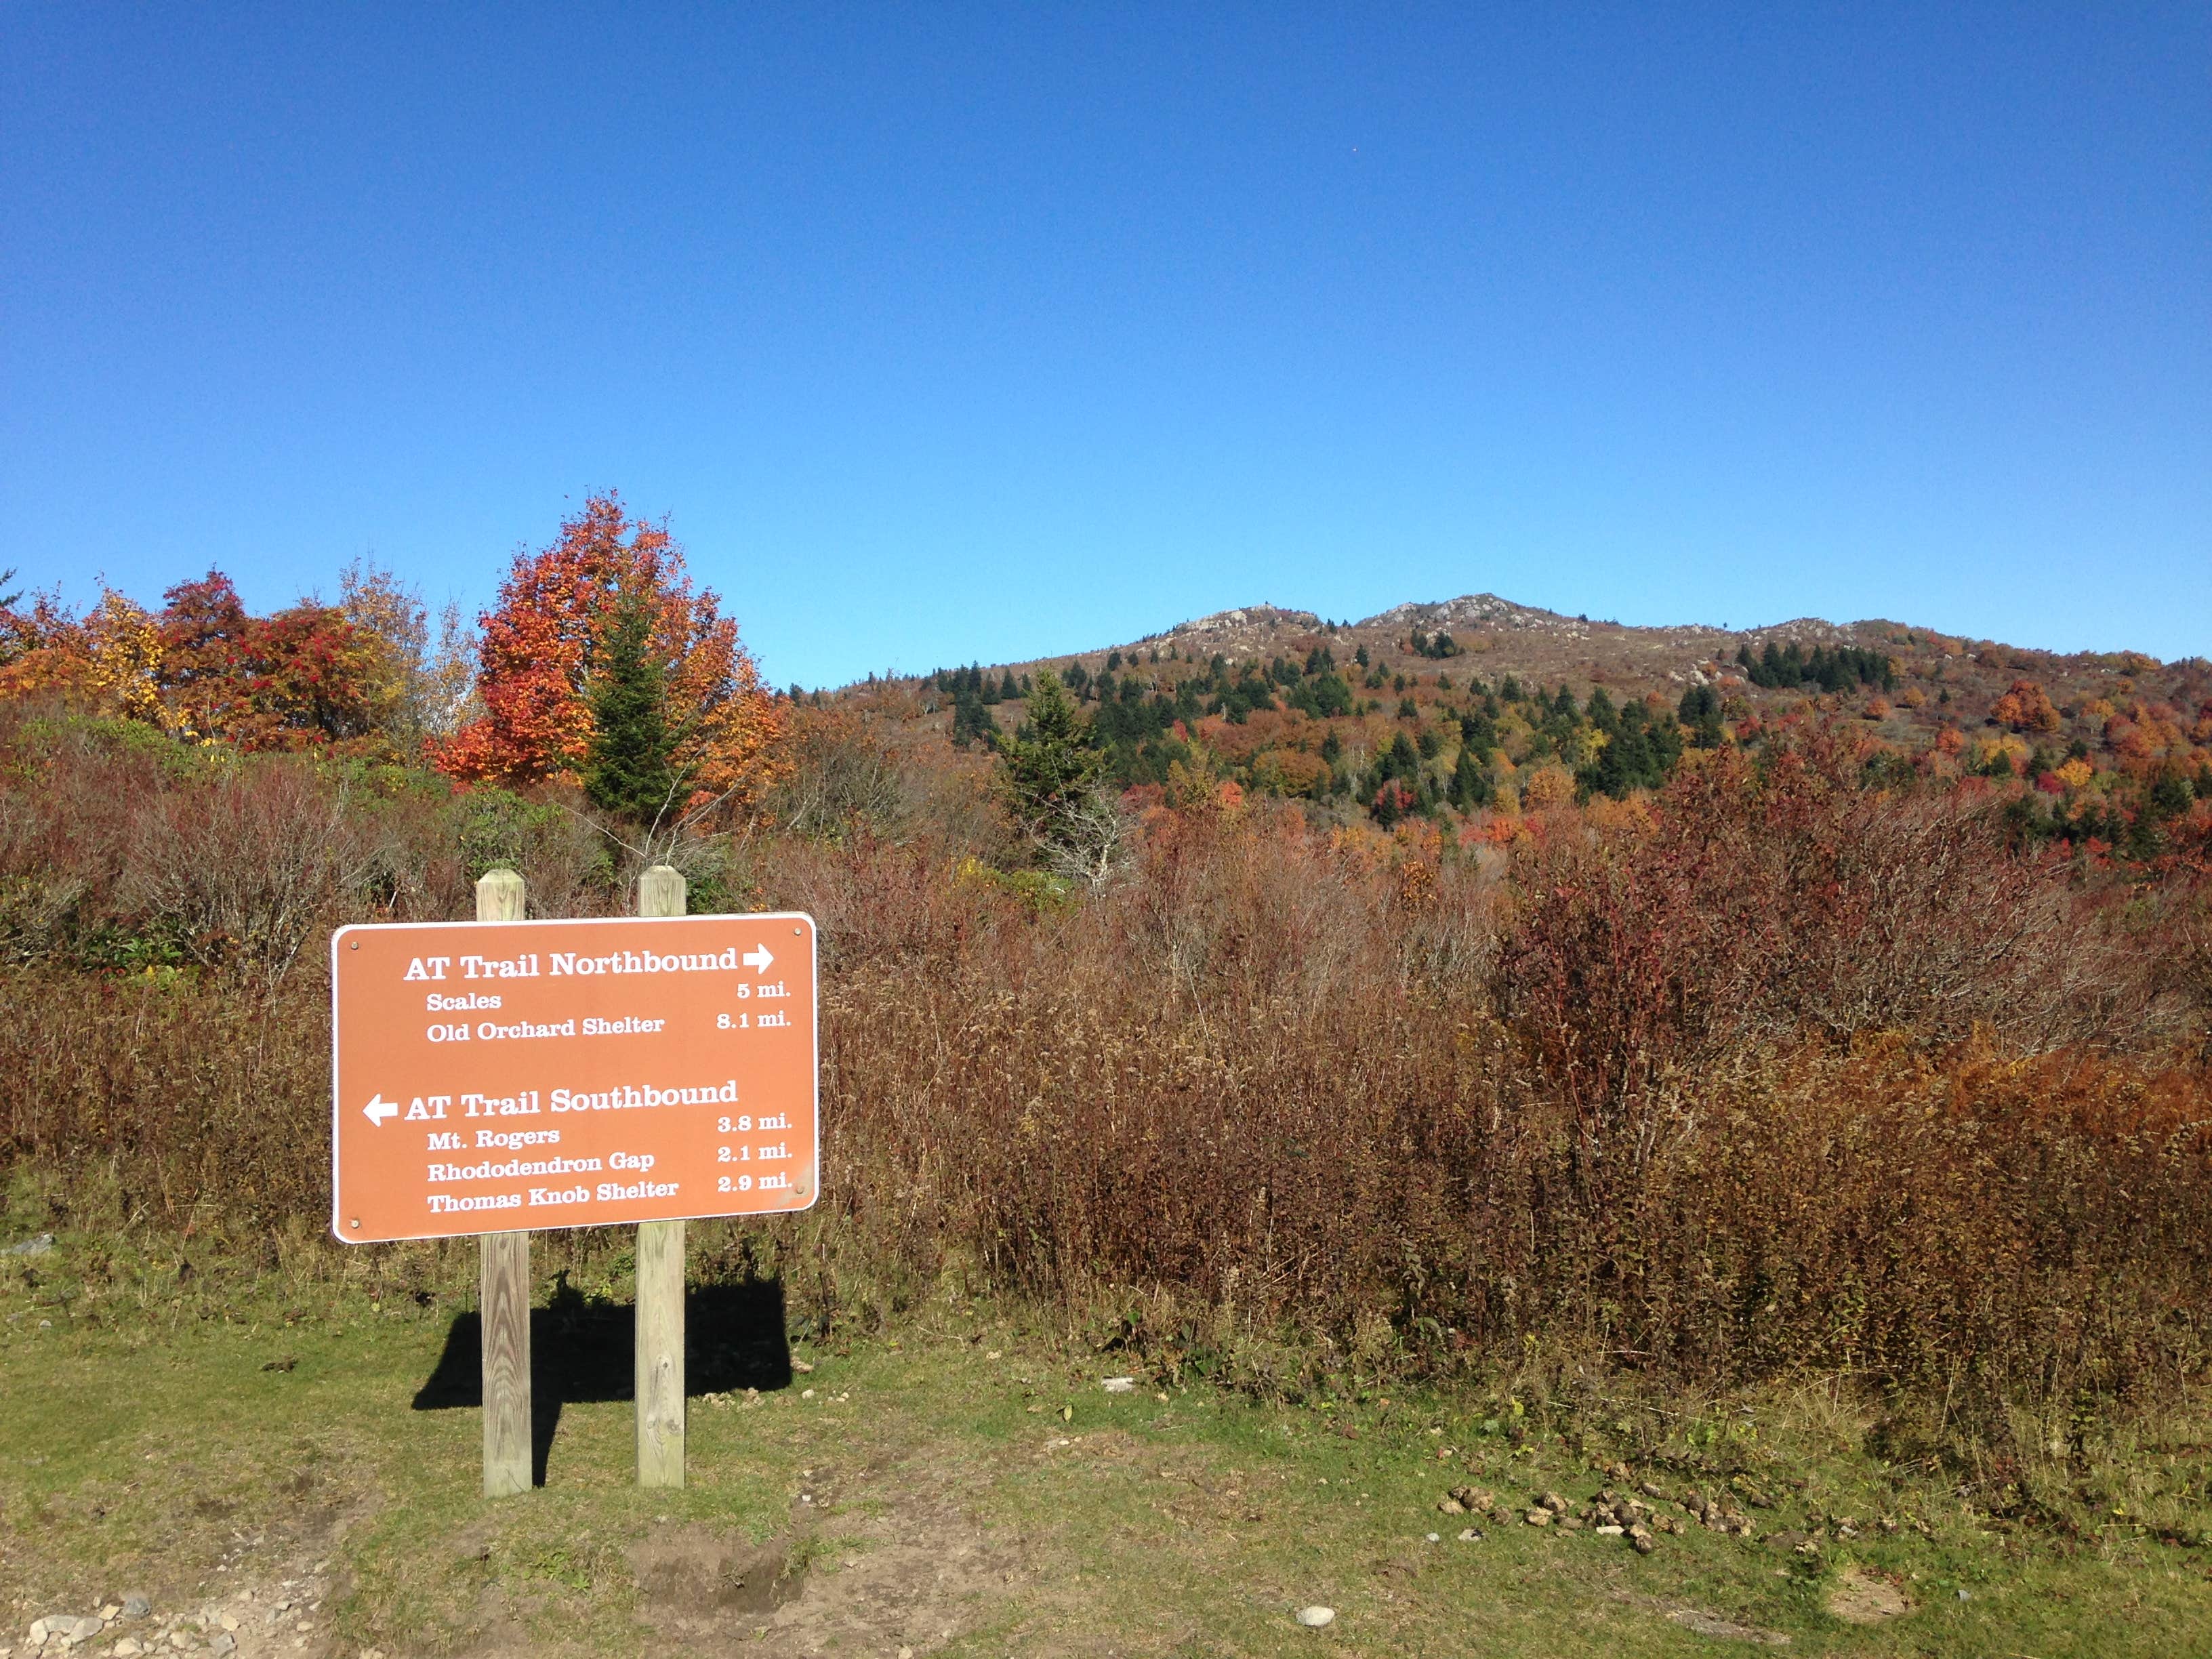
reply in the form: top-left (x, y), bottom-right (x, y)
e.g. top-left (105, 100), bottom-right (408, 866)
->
top-left (152, 572), bottom-right (394, 750)
top-left (1990, 678), bottom-right (2061, 733)
top-left (433, 494), bottom-right (786, 820)
top-left (0, 574), bottom-right (395, 752)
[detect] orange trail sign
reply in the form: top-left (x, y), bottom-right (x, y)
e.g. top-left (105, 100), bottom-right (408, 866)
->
top-left (331, 913), bottom-right (818, 1244)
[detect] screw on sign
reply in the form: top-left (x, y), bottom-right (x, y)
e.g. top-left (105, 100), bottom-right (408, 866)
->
top-left (331, 865), bottom-right (819, 1495)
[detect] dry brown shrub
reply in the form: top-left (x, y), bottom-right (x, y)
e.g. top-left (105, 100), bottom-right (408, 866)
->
top-left (1, 711), bottom-right (2207, 1420)
top-left (1492, 736), bottom-right (2169, 1204)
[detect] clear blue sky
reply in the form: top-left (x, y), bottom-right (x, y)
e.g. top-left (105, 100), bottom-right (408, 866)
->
top-left (5, 5), bottom-right (2206, 689)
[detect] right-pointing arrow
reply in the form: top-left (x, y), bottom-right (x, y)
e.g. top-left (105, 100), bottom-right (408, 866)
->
top-left (363, 1093), bottom-right (398, 1127)
top-left (741, 944), bottom-right (775, 974)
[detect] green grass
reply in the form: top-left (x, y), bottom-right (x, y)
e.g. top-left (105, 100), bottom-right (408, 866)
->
top-left (4, 1228), bottom-right (2211, 1657)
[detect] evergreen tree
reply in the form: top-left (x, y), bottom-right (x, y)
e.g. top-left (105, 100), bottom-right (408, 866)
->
top-left (1448, 747), bottom-right (1494, 809)
top-left (1367, 731), bottom-right (1422, 793)
top-left (999, 670), bottom-right (1019, 700)
top-left (2149, 769), bottom-right (2194, 819)
top-left (583, 585), bottom-right (677, 823)
top-left (1308, 671), bottom-right (1353, 717)
top-left (950, 689), bottom-right (995, 747)
top-left (994, 670), bottom-right (1103, 845)
top-left (1677, 684), bottom-right (1725, 747)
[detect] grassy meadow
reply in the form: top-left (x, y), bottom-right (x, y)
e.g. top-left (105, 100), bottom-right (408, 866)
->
top-left (6, 1223), bottom-right (2212, 1658)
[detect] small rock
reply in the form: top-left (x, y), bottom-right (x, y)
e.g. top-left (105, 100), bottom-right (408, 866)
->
top-left (1435, 1497), bottom-right (1465, 1515)
top-left (1424, 1532), bottom-right (1440, 1543)
top-left (1456, 1527), bottom-right (1483, 1542)
top-left (1523, 1509), bottom-right (1553, 1527)
top-left (4, 1233), bottom-right (54, 1256)
top-left (98, 1607), bottom-right (120, 1622)
top-left (1595, 1523), bottom-right (1625, 1537)
top-left (1955, 1589), bottom-right (1971, 1602)
top-left (121, 1599), bottom-right (150, 1622)
top-left (1639, 1481), bottom-right (1668, 1501)
top-left (210, 1633), bottom-right (238, 1655)
top-left (1539, 1491), bottom-right (1570, 1513)
top-left (115, 1641), bottom-right (144, 1657)
top-left (1450, 1485), bottom-right (1494, 1510)
top-left (790, 1358), bottom-right (815, 1373)
top-left (1633, 1532), bottom-right (1657, 1555)
top-left (1557, 1515), bottom-right (1584, 1531)
top-left (1101, 1376), bottom-right (1136, 1393)
top-left (1294, 1605), bottom-right (1336, 1629)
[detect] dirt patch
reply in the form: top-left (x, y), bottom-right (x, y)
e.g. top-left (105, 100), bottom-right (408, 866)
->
top-left (1824, 1565), bottom-right (1913, 1625)
top-left (752, 1487), bottom-right (1017, 1656)
top-left (613, 1452), bottom-right (1021, 1657)
top-left (629, 1525), bottom-right (804, 1616)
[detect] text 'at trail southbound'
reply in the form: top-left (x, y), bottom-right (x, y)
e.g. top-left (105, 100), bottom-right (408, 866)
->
top-left (328, 912), bottom-right (819, 1243)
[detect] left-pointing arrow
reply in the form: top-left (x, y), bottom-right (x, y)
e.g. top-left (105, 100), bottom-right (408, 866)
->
top-left (363, 1094), bottom-right (398, 1126)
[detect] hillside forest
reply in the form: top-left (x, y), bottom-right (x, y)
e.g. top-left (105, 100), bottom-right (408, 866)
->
top-left (4, 495), bottom-right (2211, 1517)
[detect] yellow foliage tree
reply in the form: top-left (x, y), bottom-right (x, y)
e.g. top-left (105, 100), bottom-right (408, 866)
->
top-left (83, 590), bottom-right (164, 724)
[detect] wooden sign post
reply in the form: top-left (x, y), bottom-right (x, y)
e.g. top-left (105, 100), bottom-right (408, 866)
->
top-left (476, 867), bottom-right (531, 1498)
top-left (634, 864), bottom-right (687, 1488)
top-left (329, 872), bottom-right (819, 1498)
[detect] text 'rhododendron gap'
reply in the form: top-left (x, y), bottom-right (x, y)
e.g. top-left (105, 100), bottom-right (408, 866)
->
top-left (433, 493), bottom-right (787, 820)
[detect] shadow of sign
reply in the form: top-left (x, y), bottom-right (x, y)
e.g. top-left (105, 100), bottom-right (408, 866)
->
top-left (411, 1272), bottom-right (793, 1486)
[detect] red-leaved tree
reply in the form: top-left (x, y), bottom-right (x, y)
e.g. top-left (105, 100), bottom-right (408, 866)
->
top-left (432, 494), bottom-right (786, 821)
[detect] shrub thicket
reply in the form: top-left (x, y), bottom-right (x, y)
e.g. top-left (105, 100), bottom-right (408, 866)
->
top-left (1, 701), bottom-right (2207, 1431)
